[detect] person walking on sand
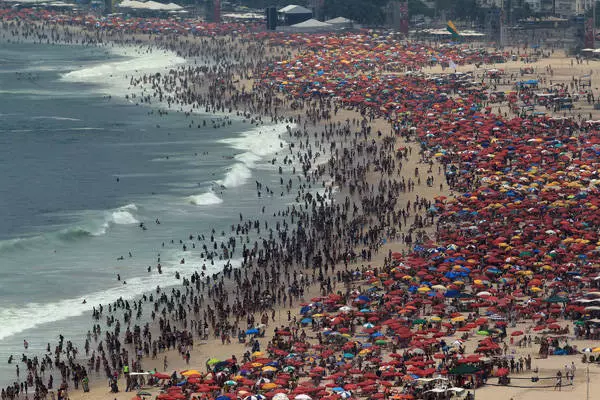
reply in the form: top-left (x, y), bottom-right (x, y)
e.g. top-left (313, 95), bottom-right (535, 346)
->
top-left (163, 356), bottom-right (168, 371)
top-left (554, 370), bottom-right (562, 391)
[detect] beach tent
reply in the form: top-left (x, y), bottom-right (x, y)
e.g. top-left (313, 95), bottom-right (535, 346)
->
top-left (278, 4), bottom-right (312, 14)
top-left (117, 0), bottom-right (183, 12)
top-left (278, 4), bottom-right (312, 25)
top-left (288, 19), bottom-right (334, 33)
top-left (325, 17), bottom-right (354, 29)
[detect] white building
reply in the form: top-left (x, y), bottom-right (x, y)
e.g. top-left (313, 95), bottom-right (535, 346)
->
top-left (555, 0), bottom-right (574, 16)
top-left (477, 0), bottom-right (503, 8)
top-left (576, 0), bottom-right (595, 15)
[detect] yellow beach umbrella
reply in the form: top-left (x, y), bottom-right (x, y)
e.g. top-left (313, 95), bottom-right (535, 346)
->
top-left (181, 370), bottom-right (202, 377)
top-left (262, 383), bottom-right (278, 390)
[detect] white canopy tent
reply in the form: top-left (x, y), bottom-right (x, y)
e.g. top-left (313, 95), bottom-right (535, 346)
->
top-left (117, 0), bottom-right (183, 11)
top-left (286, 18), bottom-right (334, 33)
top-left (278, 4), bottom-right (312, 14)
top-left (325, 16), bottom-right (354, 29)
top-left (326, 17), bottom-right (352, 24)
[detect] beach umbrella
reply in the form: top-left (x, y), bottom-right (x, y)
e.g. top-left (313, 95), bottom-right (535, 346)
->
top-left (582, 348), bottom-right (593, 353)
top-left (295, 395), bottom-right (312, 400)
top-left (477, 330), bottom-right (489, 336)
top-left (246, 328), bottom-right (260, 335)
top-left (224, 380), bottom-right (237, 386)
top-left (137, 392), bottom-right (152, 397)
top-left (181, 370), bottom-right (202, 377)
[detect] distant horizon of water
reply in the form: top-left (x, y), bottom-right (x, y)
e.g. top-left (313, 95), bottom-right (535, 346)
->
top-left (0, 41), bottom-right (298, 386)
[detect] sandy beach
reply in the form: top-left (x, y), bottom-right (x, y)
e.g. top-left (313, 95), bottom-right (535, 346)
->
top-left (1, 7), bottom-right (600, 400)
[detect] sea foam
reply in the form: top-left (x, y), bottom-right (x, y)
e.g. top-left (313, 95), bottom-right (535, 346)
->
top-left (187, 192), bottom-right (223, 206)
top-left (60, 45), bottom-right (185, 94)
top-left (216, 123), bottom-right (292, 189)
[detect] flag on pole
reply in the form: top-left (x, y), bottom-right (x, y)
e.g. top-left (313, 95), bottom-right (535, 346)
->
top-left (447, 20), bottom-right (460, 39)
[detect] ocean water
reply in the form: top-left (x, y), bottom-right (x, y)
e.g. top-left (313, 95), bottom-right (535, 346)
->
top-left (0, 42), bottom-right (297, 384)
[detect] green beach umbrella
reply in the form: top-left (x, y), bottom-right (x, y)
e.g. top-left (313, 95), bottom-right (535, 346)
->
top-left (477, 330), bottom-right (489, 336)
top-left (375, 340), bottom-right (387, 345)
top-left (449, 364), bottom-right (480, 375)
top-left (207, 358), bottom-right (221, 365)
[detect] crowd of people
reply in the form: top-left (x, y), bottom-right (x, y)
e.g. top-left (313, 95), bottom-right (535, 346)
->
top-left (0, 6), bottom-right (599, 400)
